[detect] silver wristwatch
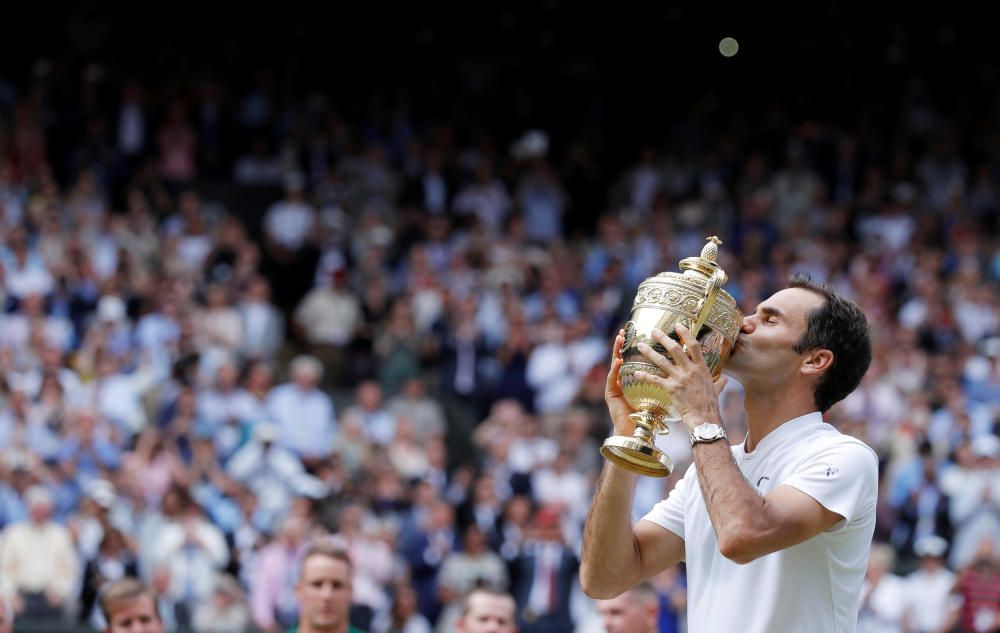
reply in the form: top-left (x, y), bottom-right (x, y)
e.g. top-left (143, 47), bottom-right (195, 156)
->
top-left (689, 422), bottom-right (727, 446)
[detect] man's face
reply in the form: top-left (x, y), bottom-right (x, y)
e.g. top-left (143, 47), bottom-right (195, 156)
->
top-left (725, 288), bottom-right (824, 388)
top-left (597, 593), bottom-right (656, 633)
top-left (456, 594), bottom-right (517, 633)
top-left (28, 500), bottom-right (52, 524)
top-left (105, 595), bottom-right (164, 633)
top-left (296, 555), bottom-right (352, 632)
top-left (294, 368), bottom-right (319, 390)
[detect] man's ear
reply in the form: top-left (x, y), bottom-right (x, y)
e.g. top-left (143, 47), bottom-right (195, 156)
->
top-left (801, 349), bottom-right (833, 376)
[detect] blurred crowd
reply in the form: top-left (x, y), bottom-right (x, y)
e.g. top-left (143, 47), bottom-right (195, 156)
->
top-left (3, 50), bottom-right (1000, 633)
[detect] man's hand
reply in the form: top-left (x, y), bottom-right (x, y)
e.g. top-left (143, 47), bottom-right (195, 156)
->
top-left (634, 323), bottom-right (727, 432)
top-left (605, 329), bottom-right (638, 435)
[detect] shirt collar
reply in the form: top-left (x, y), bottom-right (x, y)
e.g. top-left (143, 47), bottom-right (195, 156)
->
top-left (739, 411), bottom-right (824, 459)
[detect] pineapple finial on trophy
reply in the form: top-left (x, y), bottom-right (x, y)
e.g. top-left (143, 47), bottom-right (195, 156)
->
top-left (702, 236), bottom-right (722, 262)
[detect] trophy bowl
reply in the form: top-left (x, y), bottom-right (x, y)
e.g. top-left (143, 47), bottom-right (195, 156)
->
top-left (600, 237), bottom-right (742, 477)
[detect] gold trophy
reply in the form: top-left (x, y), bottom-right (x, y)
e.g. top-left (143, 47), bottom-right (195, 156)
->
top-left (600, 237), bottom-right (742, 477)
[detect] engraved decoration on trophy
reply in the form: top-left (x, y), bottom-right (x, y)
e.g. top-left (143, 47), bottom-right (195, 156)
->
top-left (600, 237), bottom-right (743, 477)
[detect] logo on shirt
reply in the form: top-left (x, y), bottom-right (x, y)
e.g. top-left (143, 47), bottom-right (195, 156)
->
top-left (756, 476), bottom-right (770, 488)
top-left (824, 465), bottom-right (839, 477)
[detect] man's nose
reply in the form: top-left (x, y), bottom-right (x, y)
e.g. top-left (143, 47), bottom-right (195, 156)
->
top-left (741, 316), bottom-right (755, 334)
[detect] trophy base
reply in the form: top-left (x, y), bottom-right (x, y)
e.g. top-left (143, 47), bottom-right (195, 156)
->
top-left (600, 436), bottom-right (674, 477)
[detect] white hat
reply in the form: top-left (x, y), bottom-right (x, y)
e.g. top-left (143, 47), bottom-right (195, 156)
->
top-left (97, 295), bottom-right (126, 323)
top-left (511, 129), bottom-right (549, 160)
top-left (972, 434), bottom-right (1000, 459)
top-left (255, 422), bottom-right (279, 443)
top-left (914, 535), bottom-right (948, 558)
top-left (87, 479), bottom-right (117, 509)
top-left (24, 485), bottom-right (54, 509)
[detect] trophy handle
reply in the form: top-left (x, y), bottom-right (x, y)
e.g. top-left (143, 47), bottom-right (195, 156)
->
top-left (688, 268), bottom-right (726, 338)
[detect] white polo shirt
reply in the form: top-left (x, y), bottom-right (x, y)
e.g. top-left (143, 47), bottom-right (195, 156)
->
top-left (642, 412), bottom-right (878, 633)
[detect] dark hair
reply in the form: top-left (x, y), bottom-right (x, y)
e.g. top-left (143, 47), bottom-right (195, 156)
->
top-left (99, 578), bottom-right (159, 624)
top-left (789, 274), bottom-right (872, 413)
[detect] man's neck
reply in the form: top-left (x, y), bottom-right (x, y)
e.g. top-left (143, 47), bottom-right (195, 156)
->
top-left (742, 384), bottom-right (818, 452)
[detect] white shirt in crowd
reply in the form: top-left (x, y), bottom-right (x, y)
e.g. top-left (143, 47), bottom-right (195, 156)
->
top-left (643, 412), bottom-right (879, 633)
top-left (263, 200), bottom-right (315, 251)
top-left (151, 519), bottom-right (230, 604)
top-left (902, 566), bottom-right (957, 633)
top-left (265, 384), bottom-right (336, 459)
top-left (293, 286), bottom-right (361, 346)
top-left (857, 572), bottom-right (906, 633)
top-left (0, 520), bottom-right (79, 601)
top-left (227, 440), bottom-right (327, 518)
top-left (198, 388), bottom-right (260, 427)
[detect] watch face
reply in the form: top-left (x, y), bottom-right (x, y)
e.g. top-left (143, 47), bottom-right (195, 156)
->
top-left (695, 424), bottom-right (722, 441)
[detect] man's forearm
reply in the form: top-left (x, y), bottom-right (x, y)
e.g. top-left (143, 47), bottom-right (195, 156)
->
top-left (691, 437), bottom-right (769, 563)
top-left (580, 462), bottom-right (642, 596)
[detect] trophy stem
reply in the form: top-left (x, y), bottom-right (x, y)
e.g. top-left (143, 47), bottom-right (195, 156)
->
top-left (628, 410), bottom-right (667, 440)
top-left (600, 410), bottom-right (674, 477)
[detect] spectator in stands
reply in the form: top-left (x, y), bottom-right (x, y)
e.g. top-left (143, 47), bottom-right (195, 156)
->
top-left (405, 499), bottom-right (459, 623)
top-left (342, 380), bottom-right (396, 448)
top-left (901, 535), bottom-right (958, 633)
top-left (99, 577), bottom-right (165, 633)
top-left (944, 538), bottom-right (1000, 632)
top-left (266, 355), bottom-right (336, 465)
top-left (81, 527), bottom-right (140, 628)
top-left (146, 485), bottom-right (230, 614)
top-left (192, 573), bottom-right (253, 633)
top-left (0, 485), bottom-right (78, 621)
top-left (264, 172), bottom-right (317, 255)
top-left (239, 275), bottom-right (285, 362)
top-left (370, 583), bottom-right (431, 633)
top-left (250, 515), bottom-right (310, 632)
top-left (293, 266), bottom-right (361, 387)
top-left (943, 434), bottom-right (1000, 570)
top-left (454, 588), bottom-right (517, 633)
top-left (334, 503), bottom-right (396, 622)
top-left (227, 422), bottom-right (327, 528)
top-left (385, 377), bottom-right (446, 440)
top-left (436, 524), bottom-right (509, 633)
top-left (594, 582), bottom-right (659, 633)
top-left (510, 504), bottom-right (577, 633)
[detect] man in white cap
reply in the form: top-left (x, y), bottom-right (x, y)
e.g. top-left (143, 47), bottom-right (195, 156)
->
top-left (901, 535), bottom-right (958, 633)
top-left (0, 485), bottom-right (79, 619)
top-left (263, 171), bottom-right (315, 253)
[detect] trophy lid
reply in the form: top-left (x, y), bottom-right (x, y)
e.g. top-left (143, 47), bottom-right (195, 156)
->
top-left (673, 236), bottom-right (728, 284)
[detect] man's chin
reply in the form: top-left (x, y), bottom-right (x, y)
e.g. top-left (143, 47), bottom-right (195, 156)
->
top-left (310, 614), bottom-right (339, 629)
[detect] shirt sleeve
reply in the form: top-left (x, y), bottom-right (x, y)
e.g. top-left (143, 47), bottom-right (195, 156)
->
top-left (780, 438), bottom-right (879, 530)
top-left (641, 463), bottom-right (695, 540)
